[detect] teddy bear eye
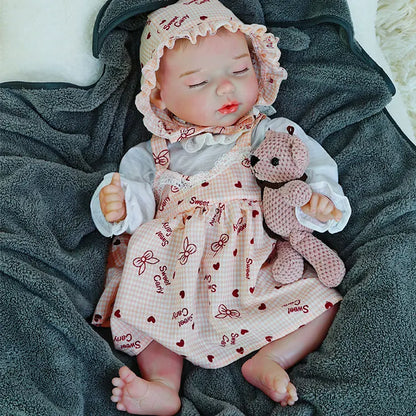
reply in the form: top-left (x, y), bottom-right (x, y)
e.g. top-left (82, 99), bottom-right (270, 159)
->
top-left (271, 157), bottom-right (279, 166)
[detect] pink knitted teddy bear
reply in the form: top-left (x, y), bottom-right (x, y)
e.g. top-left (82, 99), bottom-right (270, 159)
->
top-left (250, 130), bottom-right (345, 288)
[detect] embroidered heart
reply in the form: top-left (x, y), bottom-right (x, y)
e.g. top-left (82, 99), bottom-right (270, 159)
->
top-left (232, 289), bottom-right (239, 298)
top-left (179, 290), bottom-right (185, 299)
top-left (287, 125), bottom-right (295, 135)
top-left (93, 314), bottom-right (102, 322)
top-left (201, 181), bottom-right (209, 187)
top-left (258, 303), bottom-right (266, 310)
top-left (241, 329), bottom-right (249, 335)
top-left (200, 15), bottom-right (208, 20)
top-left (252, 210), bottom-right (259, 218)
top-left (236, 347), bottom-right (244, 354)
top-left (249, 287), bottom-right (255, 294)
top-left (265, 336), bottom-right (273, 342)
top-left (147, 316), bottom-right (156, 323)
top-left (207, 355), bottom-right (214, 362)
top-left (213, 262), bottom-right (220, 270)
top-left (325, 301), bottom-right (334, 309)
top-left (176, 339), bottom-right (185, 347)
top-left (250, 238), bottom-right (254, 244)
top-left (233, 249), bottom-right (238, 256)
top-left (114, 309), bottom-right (121, 318)
top-left (234, 181), bottom-right (242, 188)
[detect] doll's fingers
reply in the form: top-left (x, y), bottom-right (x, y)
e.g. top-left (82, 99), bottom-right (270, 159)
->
top-left (331, 207), bottom-right (343, 222)
top-left (105, 210), bottom-right (125, 223)
top-left (102, 192), bottom-right (125, 204)
top-left (300, 201), bottom-right (313, 216)
top-left (308, 193), bottom-right (319, 214)
top-left (102, 183), bottom-right (125, 197)
top-left (111, 172), bottom-right (122, 187)
top-left (317, 196), bottom-right (333, 215)
top-left (105, 201), bottom-right (125, 214)
top-left (318, 197), bottom-right (343, 221)
top-left (103, 201), bottom-right (126, 222)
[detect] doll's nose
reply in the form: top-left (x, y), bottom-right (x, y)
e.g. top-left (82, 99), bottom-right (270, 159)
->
top-left (216, 79), bottom-right (235, 95)
top-left (250, 155), bottom-right (259, 166)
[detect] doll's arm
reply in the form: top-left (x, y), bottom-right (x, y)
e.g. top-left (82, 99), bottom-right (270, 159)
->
top-left (90, 143), bottom-right (156, 237)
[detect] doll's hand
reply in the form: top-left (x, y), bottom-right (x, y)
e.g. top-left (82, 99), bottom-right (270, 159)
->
top-left (99, 173), bottom-right (127, 223)
top-left (301, 193), bottom-right (342, 223)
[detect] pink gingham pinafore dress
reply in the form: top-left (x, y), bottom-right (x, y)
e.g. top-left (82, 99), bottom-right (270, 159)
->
top-left (93, 127), bottom-right (342, 369)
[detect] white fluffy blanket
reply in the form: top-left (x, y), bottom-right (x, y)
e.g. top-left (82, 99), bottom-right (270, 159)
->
top-left (377, 0), bottom-right (416, 140)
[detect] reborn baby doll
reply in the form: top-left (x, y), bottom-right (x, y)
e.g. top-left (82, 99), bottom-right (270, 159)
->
top-left (90, 0), bottom-right (351, 414)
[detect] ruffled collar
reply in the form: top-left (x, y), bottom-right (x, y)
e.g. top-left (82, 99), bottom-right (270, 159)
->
top-left (180, 106), bottom-right (275, 153)
top-left (181, 130), bottom-right (246, 153)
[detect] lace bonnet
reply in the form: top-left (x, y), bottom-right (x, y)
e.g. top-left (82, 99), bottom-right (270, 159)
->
top-left (135, 0), bottom-right (287, 142)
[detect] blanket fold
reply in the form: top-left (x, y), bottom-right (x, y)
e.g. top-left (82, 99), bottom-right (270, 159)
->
top-left (1, 0), bottom-right (415, 414)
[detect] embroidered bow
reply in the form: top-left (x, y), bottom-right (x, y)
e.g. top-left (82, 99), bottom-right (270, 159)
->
top-left (153, 149), bottom-right (169, 166)
top-left (178, 237), bottom-right (197, 265)
top-left (132, 250), bottom-right (160, 275)
top-left (211, 233), bottom-right (229, 256)
top-left (215, 304), bottom-right (241, 319)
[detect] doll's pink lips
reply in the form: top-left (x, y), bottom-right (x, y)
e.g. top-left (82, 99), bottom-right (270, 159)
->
top-left (218, 101), bottom-right (239, 114)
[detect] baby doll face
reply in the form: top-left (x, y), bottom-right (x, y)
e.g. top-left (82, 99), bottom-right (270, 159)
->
top-left (151, 29), bottom-right (259, 127)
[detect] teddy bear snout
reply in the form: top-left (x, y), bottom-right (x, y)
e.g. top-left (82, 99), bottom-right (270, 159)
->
top-left (250, 155), bottom-right (259, 167)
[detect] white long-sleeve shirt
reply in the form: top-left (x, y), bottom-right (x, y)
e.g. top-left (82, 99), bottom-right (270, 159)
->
top-left (91, 117), bottom-right (351, 237)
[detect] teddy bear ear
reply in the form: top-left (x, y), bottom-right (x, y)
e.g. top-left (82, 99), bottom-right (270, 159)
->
top-left (289, 135), bottom-right (309, 170)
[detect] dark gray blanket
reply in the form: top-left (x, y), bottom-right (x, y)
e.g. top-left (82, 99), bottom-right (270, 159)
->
top-left (1, 0), bottom-right (415, 414)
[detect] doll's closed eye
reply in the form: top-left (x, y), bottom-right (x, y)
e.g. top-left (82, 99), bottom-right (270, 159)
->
top-left (233, 67), bottom-right (249, 75)
top-left (188, 80), bottom-right (208, 88)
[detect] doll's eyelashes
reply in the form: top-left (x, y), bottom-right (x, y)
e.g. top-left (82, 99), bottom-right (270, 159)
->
top-left (233, 68), bottom-right (249, 75)
top-left (188, 81), bottom-right (208, 88)
top-left (271, 157), bottom-right (279, 166)
top-left (188, 69), bottom-right (248, 89)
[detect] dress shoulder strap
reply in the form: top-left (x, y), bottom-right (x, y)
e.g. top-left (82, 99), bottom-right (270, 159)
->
top-left (233, 113), bottom-right (267, 149)
top-left (150, 135), bottom-right (170, 173)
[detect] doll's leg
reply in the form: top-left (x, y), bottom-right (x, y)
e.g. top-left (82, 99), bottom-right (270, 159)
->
top-left (241, 304), bottom-right (339, 406)
top-left (111, 341), bottom-right (183, 415)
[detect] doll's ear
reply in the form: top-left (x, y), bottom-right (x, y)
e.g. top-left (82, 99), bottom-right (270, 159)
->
top-left (149, 85), bottom-right (166, 110)
top-left (289, 135), bottom-right (309, 170)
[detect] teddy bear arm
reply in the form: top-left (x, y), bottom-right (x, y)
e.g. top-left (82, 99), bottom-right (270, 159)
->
top-left (280, 180), bottom-right (312, 207)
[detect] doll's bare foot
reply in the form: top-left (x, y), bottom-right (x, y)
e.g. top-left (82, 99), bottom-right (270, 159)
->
top-left (241, 352), bottom-right (298, 406)
top-left (111, 366), bottom-right (181, 415)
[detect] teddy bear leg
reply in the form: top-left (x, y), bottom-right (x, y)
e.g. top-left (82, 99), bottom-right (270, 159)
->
top-left (272, 240), bottom-right (305, 284)
top-left (289, 231), bottom-right (346, 287)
